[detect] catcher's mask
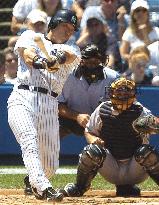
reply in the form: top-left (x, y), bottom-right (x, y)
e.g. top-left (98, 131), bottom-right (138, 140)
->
top-left (79, 44), bottom-right (109, 84)
top-left (108, 77), bottom-right (136, 112)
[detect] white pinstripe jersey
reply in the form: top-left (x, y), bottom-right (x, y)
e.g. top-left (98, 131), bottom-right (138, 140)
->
top-left (14, 30), bottom-right (81, 95)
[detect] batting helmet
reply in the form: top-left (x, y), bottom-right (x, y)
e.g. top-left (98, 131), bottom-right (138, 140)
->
top-left (48, 9), bottom-right (78, 31)
top-left (108, 77), bottom-right (136, 112)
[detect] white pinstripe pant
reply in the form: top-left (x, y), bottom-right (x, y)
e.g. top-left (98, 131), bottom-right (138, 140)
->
top-left (8, 89), bottom-right (60, 194)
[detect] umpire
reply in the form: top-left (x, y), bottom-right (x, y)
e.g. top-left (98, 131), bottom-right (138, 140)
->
top-left (59, 77), bottom-right (159, 197)
top-left (58, 44), bottom-right (119, 138)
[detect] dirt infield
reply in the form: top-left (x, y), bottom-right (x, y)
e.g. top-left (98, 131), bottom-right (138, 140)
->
top-left (1, 189), bottom-right (159, 205)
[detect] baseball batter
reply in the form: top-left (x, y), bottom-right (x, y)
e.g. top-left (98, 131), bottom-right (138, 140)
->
top-left (59, 77), bottom-right (159, 197)
top-left (7, 9), bottom-right (80, 201)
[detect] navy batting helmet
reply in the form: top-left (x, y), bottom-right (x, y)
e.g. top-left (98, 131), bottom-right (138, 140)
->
top-left (48, 9), bottom-right (78, 31)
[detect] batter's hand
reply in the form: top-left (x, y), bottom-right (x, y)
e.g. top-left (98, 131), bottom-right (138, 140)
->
top-left (76, 114), bottom-right (90, 128)
top-left (32, 55), bottom-right (58, 72)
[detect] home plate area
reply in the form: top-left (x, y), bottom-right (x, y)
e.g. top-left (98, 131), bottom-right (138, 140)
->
top-left (1, 190), bottom-right (159, 205)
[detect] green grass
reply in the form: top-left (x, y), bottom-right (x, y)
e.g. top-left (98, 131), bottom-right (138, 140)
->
top-left (0, 166), bottom-right (158, 190)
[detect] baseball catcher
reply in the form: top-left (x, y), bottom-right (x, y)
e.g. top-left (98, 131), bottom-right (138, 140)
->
top-left (58, 77), bottom-right (159, 197)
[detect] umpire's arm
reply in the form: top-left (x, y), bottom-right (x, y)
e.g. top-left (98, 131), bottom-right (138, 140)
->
top-left (59, 103), bottom-right (90, 128)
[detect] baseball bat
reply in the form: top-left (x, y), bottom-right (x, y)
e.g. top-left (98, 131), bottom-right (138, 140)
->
top-left (34, 36), bottom-right (53, 62)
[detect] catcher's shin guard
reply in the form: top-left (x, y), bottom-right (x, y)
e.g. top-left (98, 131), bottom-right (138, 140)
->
top-left (135, 144), bottom-right (159, 185)
top-left (63, 144), bottom-right (106, 196)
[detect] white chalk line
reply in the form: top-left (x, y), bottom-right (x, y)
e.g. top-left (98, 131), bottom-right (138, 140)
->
top-left (0, 168), bottom-right (77, 175)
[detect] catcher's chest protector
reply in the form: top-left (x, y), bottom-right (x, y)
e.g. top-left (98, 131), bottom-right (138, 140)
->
top-left (100, 104), bottom-right (143, 160)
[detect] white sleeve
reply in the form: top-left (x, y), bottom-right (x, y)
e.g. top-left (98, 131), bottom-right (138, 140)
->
top-left (14, 30), bottom-right (41, 54)
top-left (122, 28), bottom-right (133, 42)
top-left (85, 104), bottom-right (102, 136)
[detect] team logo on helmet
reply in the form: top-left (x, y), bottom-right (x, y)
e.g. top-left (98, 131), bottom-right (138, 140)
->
top-left (71, 16), bottom-right (77, 24)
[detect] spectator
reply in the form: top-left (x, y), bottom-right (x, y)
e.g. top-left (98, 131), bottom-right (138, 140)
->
top-left (80, 0), bottom-right (128, 70)
top-left (122, 47), bottom-right (153, 86)
top-left (120, 0), bottom-right (159, 62)
top-left (76, 14), bottom-right (116, 67)
top-left (61, 0), bottom-right (74, 9)
top-left (130, 0), bottom-right (159, 26)
top-left (71, 0), bottom-right (101, 22)
top-left (11, 0), bottom-right (62, 34)
top-left (145, 0), bottom-right (159, 27)
top-left (0, 53), bottom-right (6, 84)
top-left (152, 76), bottom-right (159, 86)
top-left (80, 0), bottom-right (127, 41)
top-left (4, 47), bottom-right (18, 84)
top-left (148, 41), bottom-right (159, 76)
top-left (26, 9), bottom-right (48, 34)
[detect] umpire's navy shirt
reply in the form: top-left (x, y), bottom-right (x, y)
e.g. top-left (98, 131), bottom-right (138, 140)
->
top-left (58, 67), bottom-right (119, 115)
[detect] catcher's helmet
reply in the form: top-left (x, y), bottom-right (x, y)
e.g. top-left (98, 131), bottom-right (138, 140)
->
top-left (48, 9), bottom-right (78, 31)
top-left (108, 77), bottom-right (136, 112)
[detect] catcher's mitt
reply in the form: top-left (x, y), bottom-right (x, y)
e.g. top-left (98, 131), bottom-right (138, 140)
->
top-left (108, 77), bottom-right (136, 112)
top-left (133, 115), bottom-right (159, 135)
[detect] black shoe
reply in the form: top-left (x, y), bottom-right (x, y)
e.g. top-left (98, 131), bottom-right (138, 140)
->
top-left (32, 187), bottom-right (64, 202)
top-left (24, 175), bottom-right (33, 195)
top-left (58, 183), bottom-right (83, 197)
top-left (116, 184), bottom-right (141, 197)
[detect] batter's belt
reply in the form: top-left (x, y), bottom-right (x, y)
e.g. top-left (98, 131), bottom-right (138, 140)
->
top-left (18, 84), bottom-right (58, 98)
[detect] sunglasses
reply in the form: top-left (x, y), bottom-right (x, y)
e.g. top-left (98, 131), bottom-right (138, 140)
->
top-left (135, 8), bottom-right (147, 13)
top-left (135, 62), bottom-right (147, 69)
top-left (87, 21), bottom-right (102, 27)
top-left (103, 0), bottom-right (115, 3)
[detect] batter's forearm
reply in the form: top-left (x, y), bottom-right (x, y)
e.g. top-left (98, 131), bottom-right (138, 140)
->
top-left (19, 47), bottom-right (37, 67)
top-left (58, 103), bottom-right (80, 121)
top-left (133, 115), bottom-right (159, 135)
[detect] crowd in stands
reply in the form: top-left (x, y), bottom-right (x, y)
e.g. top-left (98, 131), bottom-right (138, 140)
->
top-left (1, 0), bottom-right (159, 86)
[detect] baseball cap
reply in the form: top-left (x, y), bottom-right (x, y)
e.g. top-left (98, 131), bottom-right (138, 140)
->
top-left (86, 11), bottom-right (106, 26)
top-left (131, 0), bottom-right (149, 13)
top-left (27, 9), bottom-right (47, 24)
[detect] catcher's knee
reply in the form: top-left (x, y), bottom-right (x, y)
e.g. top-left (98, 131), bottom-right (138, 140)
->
top-left (134, 144), bottom-right (159, 173)
top-left (78, 144), bottom-right (107, 174)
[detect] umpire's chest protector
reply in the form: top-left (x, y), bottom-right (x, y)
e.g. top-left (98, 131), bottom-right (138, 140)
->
top-left (100, 104), bottom-right (143, 160)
